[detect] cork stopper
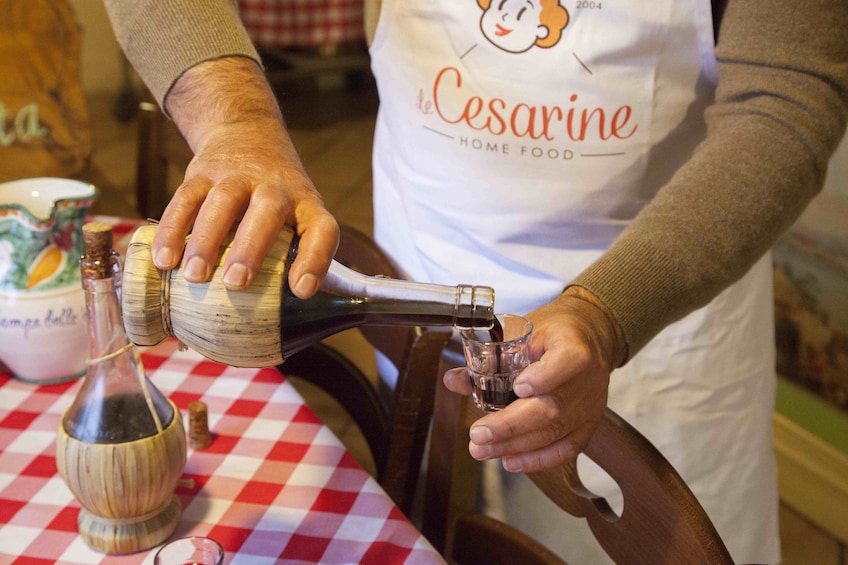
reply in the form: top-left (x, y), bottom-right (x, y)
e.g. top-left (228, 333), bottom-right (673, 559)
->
top-left (81, 222), bottom-right (114, 279)
top-left (188, 401), bottom-right (213, 450)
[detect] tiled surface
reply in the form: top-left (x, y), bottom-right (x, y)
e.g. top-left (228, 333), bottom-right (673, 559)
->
top-left (85, 87), bottom-right (845, 564)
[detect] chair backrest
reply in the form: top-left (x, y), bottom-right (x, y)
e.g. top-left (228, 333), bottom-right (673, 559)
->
top-left (336, 223), bottom-right (453, 509)
top-left (278, 223), bottom-right (451, 517)
top-left (135, 98), bottom-right (193, 219)
top-left (423, 378), bottom-right (735, 564)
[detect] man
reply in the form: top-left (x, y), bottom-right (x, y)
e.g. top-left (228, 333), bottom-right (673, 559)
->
top-left (105, 0), bottom-right (848, 561)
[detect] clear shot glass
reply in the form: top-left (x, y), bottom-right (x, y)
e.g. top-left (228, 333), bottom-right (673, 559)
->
top-left (154, 536), bottom-right (224, 565)
top-left (461, 313), bottom-right (533, 412)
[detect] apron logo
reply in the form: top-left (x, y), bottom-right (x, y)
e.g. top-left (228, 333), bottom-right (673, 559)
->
top-left (412, 0), bottom-right (637, 161)
top-left (478, 0), bottom-right (569, 53)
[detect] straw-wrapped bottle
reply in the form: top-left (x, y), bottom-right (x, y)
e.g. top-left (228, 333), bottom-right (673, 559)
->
top-left (55, 222), bottom-right (186, 554)
top-left (120, 224), bottom-right (495, 367)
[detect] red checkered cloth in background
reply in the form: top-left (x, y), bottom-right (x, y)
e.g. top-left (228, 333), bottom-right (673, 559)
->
top-left (0, 214), bottom-right (444, 564)
top-left (237, 0), bottom-right (366, 48)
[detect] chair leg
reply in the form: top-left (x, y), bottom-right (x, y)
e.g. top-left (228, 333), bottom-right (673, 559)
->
top-left (382, 330), bottom-right (452, 516)
top-left (135, 101), bottom-right (170, 219)
top-left (422, 377), bottom-right (478, 553)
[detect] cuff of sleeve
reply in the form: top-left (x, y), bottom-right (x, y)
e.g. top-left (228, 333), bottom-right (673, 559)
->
top-left (569, 237), bottom-right (699, 361)
top-left (115, 0), bottom-right (261, 110)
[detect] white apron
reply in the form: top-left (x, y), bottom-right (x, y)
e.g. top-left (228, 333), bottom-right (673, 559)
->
top-left (369, 1), bottom-right (780, 563)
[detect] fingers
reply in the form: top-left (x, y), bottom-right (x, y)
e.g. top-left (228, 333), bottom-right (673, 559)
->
top-left (150, 171), bottom-right (339, 296)
top-left (468, 395), bottom-right (565, 457)
top-left (499, 423), bottom-right (594, 473)
top-left (151, 176), bottom-right (208, 271)
top-left (154, 174), bottom-right (251, 283)
top-left (513, 338), bottom-right (590, 398)
top-left (285, 204), bottom-right (340, 299)
top-left (447, 362), bottom-right (586, 471)
top-left (444, 366), bottom-right (588, 472)
top-left (219, 182), bottom-right (287, 290)
top-left (443, 366), bottom-right (473, 395)
top-left (466, 396), bottom-right (597, 473)
top-left (454, 310), bottom-right (611, 473)
top-left (183, 176), bottom-right (251, 284)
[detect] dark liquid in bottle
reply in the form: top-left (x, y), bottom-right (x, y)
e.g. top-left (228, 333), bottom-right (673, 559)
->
top-left (280, 287), bottom-right (490, 357)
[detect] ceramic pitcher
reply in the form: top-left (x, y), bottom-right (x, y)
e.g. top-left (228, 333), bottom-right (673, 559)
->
top-left (0, 177), bottom-right (98, 383)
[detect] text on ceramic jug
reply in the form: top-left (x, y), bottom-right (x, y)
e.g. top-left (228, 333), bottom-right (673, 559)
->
top-left (0, 307), bottom-right (82, 339)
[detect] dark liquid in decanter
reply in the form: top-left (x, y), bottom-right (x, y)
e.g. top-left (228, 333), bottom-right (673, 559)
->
top-left (67, 394), bottom-right (174, 444)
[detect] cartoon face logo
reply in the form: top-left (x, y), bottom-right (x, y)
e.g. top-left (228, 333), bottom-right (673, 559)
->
top-left (477, 0), bottom-right (569, 53)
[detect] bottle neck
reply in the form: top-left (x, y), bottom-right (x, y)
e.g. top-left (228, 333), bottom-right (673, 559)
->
top-left (280, 260), bottom-right (495, 356)
top-left (320, 262), bottom-right (495, 328)
top-left (83, 274), bottom-right (130, 360)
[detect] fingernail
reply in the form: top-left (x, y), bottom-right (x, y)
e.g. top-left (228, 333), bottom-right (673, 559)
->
top-left (293, 273), bottom-right (319, 297)
top-left (223, 263), bottom-right (249, 289)
top-left (184, 256), bottom-right (208, 281)
top-left (513, 382), bottom-right (534, 397)
top-left (470, 441), bottom-right (493, 459)
top-left (155, 247), bottom-right (175, 268)
top-left (503, 457), bottom-right (522, 472)
top-left (469, 425), bottom-right (493, 445)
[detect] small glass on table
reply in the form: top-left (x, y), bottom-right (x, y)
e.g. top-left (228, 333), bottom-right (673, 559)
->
top-left (153, 536), bottom-right (224, 565)
top-left (461, 313), bottom-right (533, 412)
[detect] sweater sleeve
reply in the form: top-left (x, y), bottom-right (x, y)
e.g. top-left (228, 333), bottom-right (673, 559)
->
top-left (103, 0), bottom-right (261, 109)
top-left (570, 0), bottom-right (848, 361)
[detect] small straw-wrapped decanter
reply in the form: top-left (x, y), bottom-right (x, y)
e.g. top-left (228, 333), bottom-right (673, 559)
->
top-left (55, 222), bottom-right (186, 554)
top-left (121, 224), bottom-right (496, 367)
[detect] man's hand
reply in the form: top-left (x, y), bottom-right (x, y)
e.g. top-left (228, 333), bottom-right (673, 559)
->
top-left (155, 57), bottom-right (339, 298)
top-left (443, 286), bottom-right (627, 472)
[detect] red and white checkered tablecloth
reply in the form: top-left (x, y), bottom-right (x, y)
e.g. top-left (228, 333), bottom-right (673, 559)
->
top-left (237, 0), bottom-right (365, 48)
top-left (0, 341), bottom-right (444, 564)
top-left (0, 217), bottom-right (444, 564)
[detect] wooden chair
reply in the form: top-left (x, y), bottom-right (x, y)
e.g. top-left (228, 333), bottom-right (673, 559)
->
top-left (280, 223), bottom-right (451, 516)
top-left (423, 376), bottom-right (735, 564)
top-left (135, 99), bottom-right (193, 219)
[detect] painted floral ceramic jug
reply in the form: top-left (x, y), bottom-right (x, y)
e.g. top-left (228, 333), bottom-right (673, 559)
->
top-left (0, 177), bottom-right (98, 383)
